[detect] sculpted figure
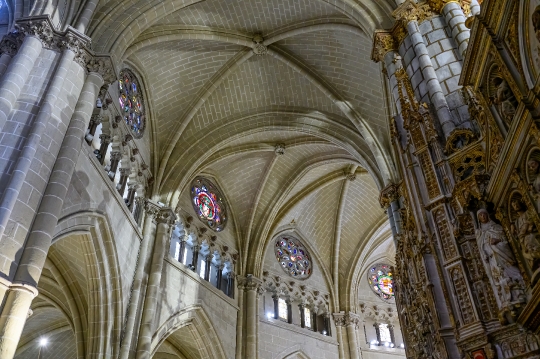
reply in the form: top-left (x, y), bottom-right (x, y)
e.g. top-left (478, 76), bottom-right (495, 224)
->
top-left (492, 77), bottom-right (517, 125)
top-left (510, 199), bottom-right (540, 272)
top-left (476, 209), bottom-right (525, 309)
top-left (528, 159), bottom-right (540, 212)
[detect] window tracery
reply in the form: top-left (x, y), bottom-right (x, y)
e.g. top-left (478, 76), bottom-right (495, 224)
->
top-left (367, 263), bottom-right (394, 300)
top-left (118, 69), bottom-right (146, 138)
top-left (190, 177), bottom-right (228, 231)
top-left (274, 235), bottom-right (312, 279)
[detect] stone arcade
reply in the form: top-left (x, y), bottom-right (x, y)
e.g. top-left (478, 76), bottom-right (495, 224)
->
top-left (0, 0), bottom-right (538, 358)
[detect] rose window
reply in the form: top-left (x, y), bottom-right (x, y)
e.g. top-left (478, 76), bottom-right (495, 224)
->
top-left (368, 263), bottom-right (394, 300)
top-left (274, 235), bottom-right (312, 279)
top-left (191, 177), bottom-right (227, 232)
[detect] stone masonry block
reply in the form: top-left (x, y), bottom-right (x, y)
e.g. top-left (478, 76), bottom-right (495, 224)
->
top-left (431, 16), bottom-right (446, 30)
top-left (436, 65), bottom-right (452, 82)
top-left (427, 29), bottom-right (447, 44)
top-left (439, 38), bottom-right (455, 51)
top-left (449, 61), bottom-right (462, 76)
top-left (445, 75), bottom-right (461, 93)
top-left (419, 20), bottom-right (433, 34)
top-left (427, 42), bottom-right (442, 58)
top-left (436, 50), bottom-right (456, 67)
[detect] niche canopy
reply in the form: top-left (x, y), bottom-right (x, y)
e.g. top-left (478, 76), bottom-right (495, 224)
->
top-left (274, 235), bottom-right (312, 279)
top-left (368, 263), bottom-right (394, 300)
top-left (118, 69), bottom-right (146, 138)
top-left (190, 177), bottom-right (227, 232)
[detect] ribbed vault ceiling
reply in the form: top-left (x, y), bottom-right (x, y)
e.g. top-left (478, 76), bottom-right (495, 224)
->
top-left (89, 0), bottom-right (397, 306)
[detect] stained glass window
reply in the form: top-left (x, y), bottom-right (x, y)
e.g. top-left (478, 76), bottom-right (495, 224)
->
top-left (190, 177), bottom-right (228, 231)
top-left (118, 69), bottom-right (146, 138)
top-left (367, 263), bottom-right (394, 300)
top-left (304, 307), bottom-right (311, 328)
top-left (278, 298), bottom-right (288, 320)
top-left (274, 235), bottom-right (312, 279)
top-left (379, 323), bottom-right (392, 343)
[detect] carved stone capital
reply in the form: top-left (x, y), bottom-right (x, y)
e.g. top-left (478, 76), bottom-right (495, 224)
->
top-left (156, 207), bottom-right (176, 226)
top-left (0, 32), bottom-right (24, 56)
top-left (99, 134), bottom-right (111, 143)
top-left (14, 16), bottom-right (55, 48)
top-left (86, 56), bottom-right (116, 84)
top-left (237, 274), bottom-right (263, 292)
top-left (379, 183), bottom-right (401, 209)
top-left (110, 151), bottom-right (122, 161)
top-left (392, 0), bottom-right (437, 24)
top-left (371, 30), bottom-right (397, 63)
top-left (144, 199), bottom-right (160, 218)
top-left (90, 114), bottom-right (103, 126)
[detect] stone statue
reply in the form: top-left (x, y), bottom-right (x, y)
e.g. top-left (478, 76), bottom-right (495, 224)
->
top-left (491, 77), bottom-right (517, 125)
top-left (476, 209), bottom-right (525, 310)
top-left (528, 159), bottom-right (540, 212)
top-left (510, 198), bottom-right (540, 272)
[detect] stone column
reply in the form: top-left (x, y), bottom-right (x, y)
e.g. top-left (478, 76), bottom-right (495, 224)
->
top-left (333, 313), bottom-right (348, 359)
top-left (0, 62), bottom-right (107, 359)
top-left (191, 245), bottom-right (199, 272)
top-left (299, 302), bottom-right (306, 328)
top-left (216, 264), bottom-right (223, 290)
top-left (118, 201), bottom-right (159, 359)
top-left (441, 2), bottom-right (470, 58)
top-left (345, 313), bottom-right (360, 359)
top-left (0, 46), bottom-right (75, 240)
top-left (136, 207), bottom-right (176, 359)
top-left (12, 70), bottom-right (104, 286)
top-left (204, 254), bottom-right (212, 281)
top-left (108, 151), bottom-right (122, 180)
top-left (227, 272), bottom-right (235, 298)
top-left (311, 306), bottom-right (318, 332)
top-left (406, 20), bottom-right (455, 137)
top-left (286, 298), bottom-right (293, 324)
top-left (235, 279), bottom-right (245, 359)
top-left (272, 294), bottom-right (279, 319)
top-left (85, 114), bottom-right (102, 144)
top-left (0, 33), bottom-right (42, 131)
top-left (98, 134), bottom-right (111, 165)
top-left (178, 237), bottom-right (186, 264)
top-left (117, 168), bottom-right (129, 195)
top-left (126, 184), bottom-right (137, 211)
top-left (240, 275), bottom-right (263, 359)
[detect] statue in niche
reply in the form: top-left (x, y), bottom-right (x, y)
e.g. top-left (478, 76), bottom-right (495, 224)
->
top-left (510, 198), bottom-right (540, 273)
top-left (476, 209), bottom-right (525, 312)
top-left (527, 158), bottom-right (540, 212)
top-left (491, 76), bottom-right (517, 125)
top-left (533, 6), bottom-right (540, 44)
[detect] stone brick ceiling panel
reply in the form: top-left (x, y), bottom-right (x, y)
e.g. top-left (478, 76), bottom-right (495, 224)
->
top-left (253, 144), bottom-right (352, 229)
top-left (157, 0), bottom-right (346, 33)
top-left (182, 54), bottom-right (346, 141)
top-left (294, 180), bottom-right (343, 270)
top-left (130, 40), bottom-right (244, 156)
top-left (210, 151), bottom-right (275, 235)
top-left (283, 161), bottom-right (347, 204)
top-left (277, 29), bottom-right (388, 132)
top-left (338, 175), bottom-right (384, 279)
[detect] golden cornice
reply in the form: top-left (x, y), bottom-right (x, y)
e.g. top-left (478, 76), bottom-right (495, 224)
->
top-left (392, 0), bottom-right (437, 25)
top-left (371, 23), bottom-right (407, 63)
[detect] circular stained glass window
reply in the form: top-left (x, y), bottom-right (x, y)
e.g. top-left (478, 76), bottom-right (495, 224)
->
top-left (274, 235), bottom-right (312, 279)
top-left (190, 177), bottom-right (227, 232)
top-left (367, 263), bottom-right (394, 300)
top-left (118, 69), bottom-right (146, 138)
